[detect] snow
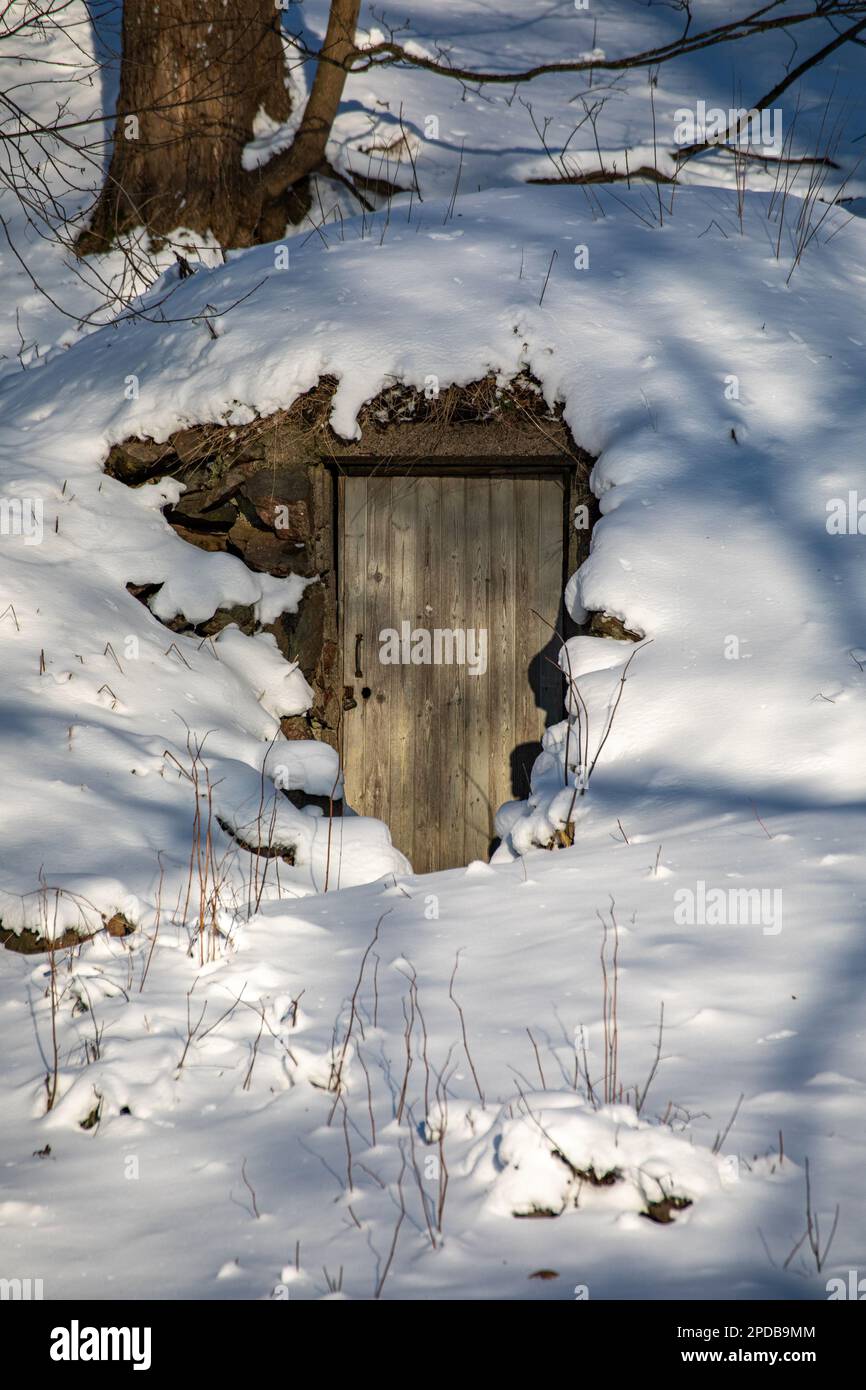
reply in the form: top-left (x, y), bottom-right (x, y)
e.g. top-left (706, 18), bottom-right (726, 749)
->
top-left (0, 0), bottom-right (865, 1303)
top-left (470, 1093), bottom-right (733, 1220)
top-left (213, 628), bottom-right (314, 721)
top-left (2, 819), bottom-right (861, 1299)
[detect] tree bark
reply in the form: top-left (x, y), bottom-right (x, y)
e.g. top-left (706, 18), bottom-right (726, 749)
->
top-left (78, 0), bottom-right (362, 255)
top-left (78, 0), bottom-right (294, 253)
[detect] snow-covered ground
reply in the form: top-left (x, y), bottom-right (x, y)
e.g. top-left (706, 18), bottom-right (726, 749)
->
top-left (1, 2), bottom-right (865, 1301)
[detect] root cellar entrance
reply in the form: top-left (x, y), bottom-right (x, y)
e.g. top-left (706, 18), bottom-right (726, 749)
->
top-left (107, 375), bottom-right (598, 875)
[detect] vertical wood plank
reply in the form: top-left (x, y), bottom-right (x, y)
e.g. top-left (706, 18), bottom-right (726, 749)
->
top-left (364, 474), bottom-right (394, 826)
top-left (387, 473), bottom-right (418, 863)
top-left (486, 477), bottom-right (515, 859)
top-left (439, 474), bottom-right (466, 868)
top-left (462, 477), bottom-right (491, 865)
top-left (538, 477), bottom-right (566, 732)
top-left (412, 474), bottom-right (440, 873)
top-left (341, 475), bottom-right (367, 811)
top-left (514, 477), bottom-right (542, 804)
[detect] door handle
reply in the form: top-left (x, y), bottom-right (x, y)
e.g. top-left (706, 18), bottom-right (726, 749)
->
top-left (354, 632), bottom-right (364, 678)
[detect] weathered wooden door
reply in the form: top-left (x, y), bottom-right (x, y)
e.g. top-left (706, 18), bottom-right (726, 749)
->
top-left (339, 468), bottom-right (566, 873)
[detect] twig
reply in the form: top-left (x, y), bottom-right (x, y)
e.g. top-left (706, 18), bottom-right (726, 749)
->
top-left (538, 248), bottom-right (557, 306)
top-left (328, 910), bottom-right (392, 1121)
top-left (241, 1158), bottom-right (260, 1219)
top-left (713, 1092), bottom-right (745, 1154)
top-left (751, 801), bottom-right (774, 839)
top-left (374, 1154), bottom-right (407, 1299)
top-left (526, 1027), bottom-right (547, 1089)
top-left (449, 951), bottom-right (484, 1105)
top-left (635, 1002), bottom-right (664, 1115)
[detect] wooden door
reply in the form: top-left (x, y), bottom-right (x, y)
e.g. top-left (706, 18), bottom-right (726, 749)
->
top-left (339, 469), bottom-right (566, 873)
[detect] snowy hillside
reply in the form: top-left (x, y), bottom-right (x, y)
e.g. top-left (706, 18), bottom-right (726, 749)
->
top-left (1, 0), bottom-right (864, 1310)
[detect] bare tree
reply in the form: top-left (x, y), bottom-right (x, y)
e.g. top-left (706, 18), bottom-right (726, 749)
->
top-left (2, 0), bottom-right (864, 272)
top-left (76, 0), bottom-right (360, 252)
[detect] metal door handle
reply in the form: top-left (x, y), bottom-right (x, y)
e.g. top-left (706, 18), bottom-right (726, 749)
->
top-left (354, 633), bottom-right (364, 678)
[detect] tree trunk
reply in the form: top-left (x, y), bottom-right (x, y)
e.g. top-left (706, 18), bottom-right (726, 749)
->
top-left (259, 0), bottom-right (361, 199)
top-left (78, 0), bottom-right (362, 256)
top-left (78, 0), bottom-right (293, 253)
